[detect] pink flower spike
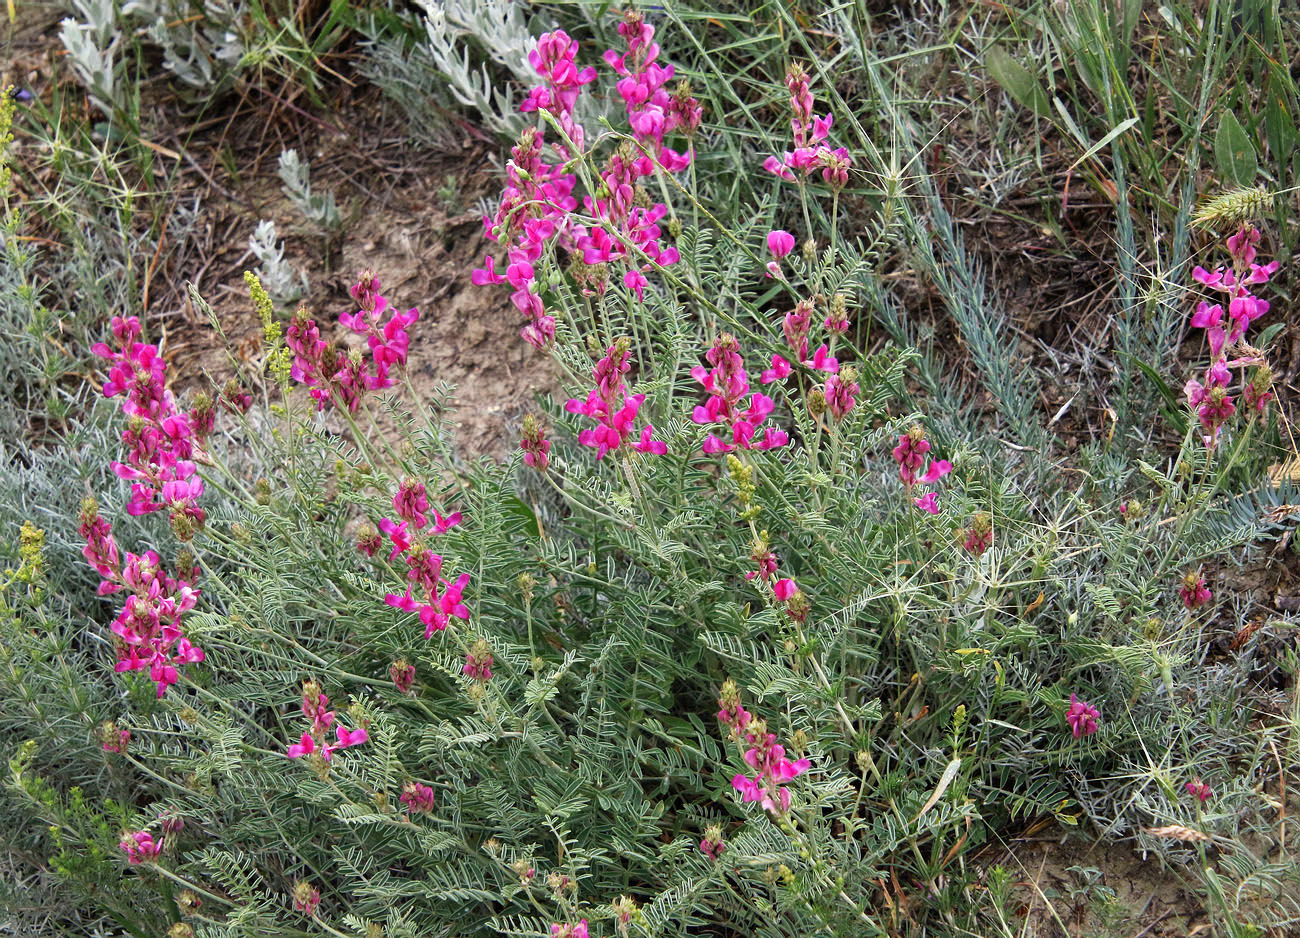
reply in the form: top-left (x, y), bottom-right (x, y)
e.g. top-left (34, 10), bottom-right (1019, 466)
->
top-left (1185, 777), bottom-right (1212, 803)
top-left (1065, 693), bottom-right (1100, 738)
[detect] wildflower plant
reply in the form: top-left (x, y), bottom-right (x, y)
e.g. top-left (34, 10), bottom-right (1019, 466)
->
top-left (3, 7), bottom-right (1298, 938)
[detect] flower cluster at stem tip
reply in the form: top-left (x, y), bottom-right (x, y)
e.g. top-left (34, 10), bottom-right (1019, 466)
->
top-left (375, 478), bottom-right (472, 639)
top-left (285, 681), bottom-right (368, 762)
top-left (474, 13), bottom-right (697, 345)
top-left (1185, 225), bottom-right (1279, 446)
top-left (565, 338), bottom-right (666, 459)
top-left (892, 424), bottom-right (953, 514)
top-left (285, 272), bottom-right (419, 413)
top-left (83, 310), bottom-right (237, 697)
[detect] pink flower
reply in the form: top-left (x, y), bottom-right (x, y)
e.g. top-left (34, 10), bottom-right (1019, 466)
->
top-left (520, 415), bottom-right (551, 469)
top-left (809, 344), bottom-right (839, 373)
top-left (766, 229), bottom-right (795, 276)
top-left (1179, 572), bottom-right (1211, 610)
top-left (823, 372), bottom-right (859, 420)
top-left (699, 827), bottom-right (725, 860)
top-left (101, 726), bottom-right (131, 754)
top-left (463, 640), bottom-right (494, 681)
top-left (119, 830), bottom-right (163, 865)
top-left (773, 578), bottom-right (798, 601)
top-left (962, 515), bottom-right (993, 555)
top-left (913, 492), bottom-right (939, 514)
top-left (1065, 693), bottom-right (1100, 738)
top-left (390, 659), bottom-right (415, 694)
top-left (393, 478), bottom-right (429, 530)
top-left (551, 922), bottom-right (589, 938)
top-left (760, 354), bottom-right (792, 384)
top-left (1185, 777), bottom-right (1212, 803)
top-left (633, 423), bottom-right (669, 454)
top-left (292, 881), bottom-right (320, 917)
top-left (691, 335), bottom-right (789, 454)
top-left (286, 732), bottom-right (315, 759)
top-left (764, 64), bottom-right (852, 186)
top-left (400, 781), bottom-right (436, 814)
top-left (729, 712), bottom-right (811, 814)
top-left (567, 341), bottom-right (665, 459)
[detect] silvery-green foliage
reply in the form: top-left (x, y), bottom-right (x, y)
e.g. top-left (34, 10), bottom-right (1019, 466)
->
top-left (58, 0), bottom-right (120, 115)
top-left (277, 149), bottom-right (341, 233)
top-left (123, 0), bottom-right (247, 90)
top-left (412, 0), bottom-right (535, 137)
top-left (59, 0), bottom-right (249, 101)
top-left (248, 219), bottom-right (306, 307)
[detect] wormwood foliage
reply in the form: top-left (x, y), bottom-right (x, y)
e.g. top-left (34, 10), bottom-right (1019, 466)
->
top-left (2, 4), bottom-right (1298, 938)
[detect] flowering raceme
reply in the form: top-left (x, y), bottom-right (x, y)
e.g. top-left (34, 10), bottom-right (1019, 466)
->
top-left (1179, 571), bottom-right (1211, 610)
top-left (565, 339), bottom-right (666, 459)
top-left (284, 682), bottom-right (368, 762)
top-left (286, 273), bottom-right (419, 412)
top-left (474, 17), bottom-right (696, 346)
top-left (120, 829), bottom-right (163, 865)
top-left (1184, 225), bottom-right (1279, 446)
top-left (892, 424), bottom-right (952, 513)
top-left (1185, 777), bottom-right (1212, 803)
top-left (92, 315), bottom-right (204, 528)
top-left (763, 63), bottom-right (852, 190)
top-left (370, 477), bottom-right (471, 638)
top-left (1065, 694), bottom-right (1100, 738)
top-left (692, 334), bottom-right (789, 454)
top-left (721, 693), bottom-right (811, 815)
top-left (81, 495), bottom-right (204, 698)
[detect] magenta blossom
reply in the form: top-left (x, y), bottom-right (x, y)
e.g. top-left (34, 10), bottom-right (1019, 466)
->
top-left (378, 489), bottom-right (471, 638)
top-left (823, 371), bottom-right (859, 420)
top-left (1185, 777), bottom-right (1212, 803)
top-left (763, 64), bottom-right (853, 189)
top-left (730, 716), bottom-right (811, 815)
top-left (80, 500), bottom-right (204, 698)
top-left (1065, 694), bottom-right (1100, 738)
top-left (760, 354), bottom-right (792, 385)
top-left (293, 882), bottom-right (320, 917)
top-left (913, 492), bottom-right (939, 514)
top-left (1179, 572), bottom-right (1211, 610)
top-left (120, 830), bottom-right (163, 865)
top-left (699, 827), bottom-right (725, 860)
top-left (565, 340), bottom-right (666, 459)
top-left (390, 659), bottom-right (415, 694)
top-left (285, 684), bottom-right (368, 761)
top-left (551, 922), bottom-right (589, 938)
top-left (463, 639), bottom-right (494, 681)
top-left (893, 424), bottom-right (952, 513)
top-left (766, 229), bottom-right (795, 278)
top-left (692, 334), bottom-right (789, 454)
top-left (520, 414), bottom-right (551, 469)
top-left (401, 781), bottom-right (436, 814)
top-left (287, 274), bottom-right (419, 411)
